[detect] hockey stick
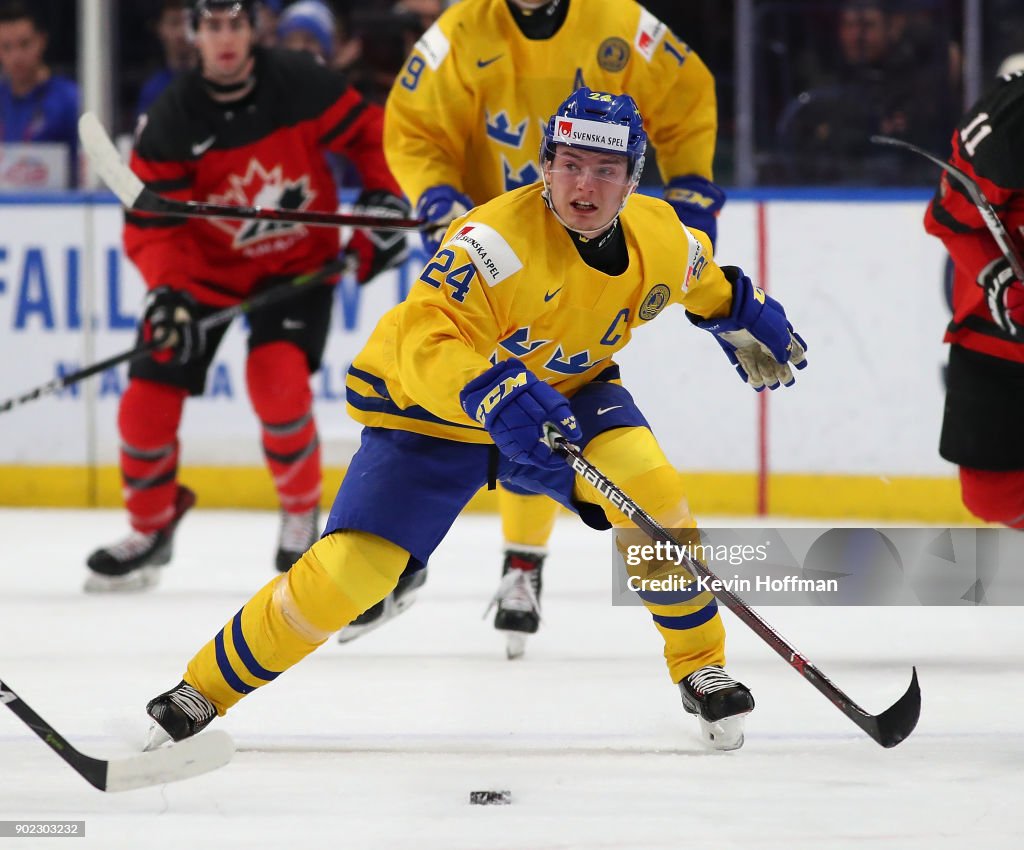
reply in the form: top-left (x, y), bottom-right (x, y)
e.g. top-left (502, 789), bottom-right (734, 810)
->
top-left (78, 112), bottom-right (427, 232)
top-left (871, 135), bottom-right (1024, 285)
top-left (549, 433), bottom-right (921, 748)
top-left (0, 678), bottom-right (234, 791)
top-left (0, 254), bottom-right (348, 415)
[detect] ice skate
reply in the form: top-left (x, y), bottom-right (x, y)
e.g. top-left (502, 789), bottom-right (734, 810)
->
top-left (487, 549), bottom-right (544, 660)
top-left (679, 665), bottom-right (754, 751)
top-left (336, 567), bottom-right (428, 643)
top-left (145, 680), bottom-right (217, 750)
top-left (84, 486), bottom-right (196, 593)
top-left (275, 507), bottom-right (320, 572)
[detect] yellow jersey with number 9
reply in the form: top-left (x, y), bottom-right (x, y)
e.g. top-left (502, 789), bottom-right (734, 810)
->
top-left (383, 0), bottom-right (716, 207)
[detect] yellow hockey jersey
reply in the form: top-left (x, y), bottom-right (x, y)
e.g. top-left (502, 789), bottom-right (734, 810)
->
top-left (346, 183), bottom-right (732, 443)
top-left (383, 0), bottom-right (717, 207)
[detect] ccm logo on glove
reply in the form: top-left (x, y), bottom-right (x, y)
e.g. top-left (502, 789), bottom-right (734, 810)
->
top-left (460, 359), bottom-right (581, 470)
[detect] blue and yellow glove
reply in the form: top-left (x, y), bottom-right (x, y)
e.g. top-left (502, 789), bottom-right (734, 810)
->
top-left (665, 175), bottom-right (726, 250)
top-left (691, 266), bottom-right (808, 391)
top-left (416, 184), bottom-right (473, 255)
top-left (460, 359), bottom-right (582, 469)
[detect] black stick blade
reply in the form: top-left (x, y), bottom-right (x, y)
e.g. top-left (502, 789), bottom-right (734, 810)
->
top-left (866, 667), bottom-right (921, 748)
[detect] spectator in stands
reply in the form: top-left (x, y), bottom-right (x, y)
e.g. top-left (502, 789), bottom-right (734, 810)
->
top-left (778, 0), bottom-right (951, 184)
top-left (348, 2), bottom-right (438, 104)
top-left (258, 0), bottom-right (283, 47)
top-left (0, 0), bottom-right (79, 187)
top-left (277, 0), bottom-right (338, 65)
top-left (391, 0), bottom-right (443, 34)
top-left (985, 0), bottom-right (1024, 78)
top-left (276, 0), bottom-right (358, 188)
top-left (136, 0), bottom-right (196, 119)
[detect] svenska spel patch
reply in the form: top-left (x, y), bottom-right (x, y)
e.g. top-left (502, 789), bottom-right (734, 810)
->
top-left (445, 222), bottom-right (523, 286)
top-left (553, 117), bottom-right (630, 153)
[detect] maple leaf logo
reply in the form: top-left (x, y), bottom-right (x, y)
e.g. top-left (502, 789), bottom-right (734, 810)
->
top-left (208, 159), bottom-right (317, 249)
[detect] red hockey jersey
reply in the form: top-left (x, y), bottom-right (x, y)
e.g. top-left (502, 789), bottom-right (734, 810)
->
top-left (924, 71), bottom-right (1024, 363)
top-left (125, 47), bottom-right (401, 306)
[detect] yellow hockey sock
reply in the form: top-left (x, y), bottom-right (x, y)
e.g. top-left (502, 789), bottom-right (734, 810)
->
top-left (578, 427), bottom-right (727, 683)
top-left (184, 530), bottom-right (409, 714)
top-left (498, 486), bottom-right (560, 549)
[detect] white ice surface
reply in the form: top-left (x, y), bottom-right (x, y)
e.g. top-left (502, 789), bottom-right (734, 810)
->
top-left (0, 508), bottom-right (1021, 849)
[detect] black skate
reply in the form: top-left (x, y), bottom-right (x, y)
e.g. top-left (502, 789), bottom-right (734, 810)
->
top-left (488, 549), bottom-right (544, 660)
top-left (145, 680), bottom-right (217, 751)
top-left (275, 507), bottom-right (320, 573)
top-left (84, 485), bottom-right (196, 593)
top-left (679, 666), bottom-right (755, 751)
top-left (336, 566), bottom-right (428, 643)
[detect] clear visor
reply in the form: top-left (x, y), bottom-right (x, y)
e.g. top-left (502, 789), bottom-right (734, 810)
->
top-left (542, 142), bottom-right (639, 187)
top-left (546, 160), bottom-right (633, 186)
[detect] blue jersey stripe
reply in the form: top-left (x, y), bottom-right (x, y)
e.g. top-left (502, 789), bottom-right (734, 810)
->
top-left (346, 385), bottom-right (485, 432)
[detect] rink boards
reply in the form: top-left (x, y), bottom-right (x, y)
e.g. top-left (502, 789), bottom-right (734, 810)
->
top-left (0, 189), bottom-right (975, 522)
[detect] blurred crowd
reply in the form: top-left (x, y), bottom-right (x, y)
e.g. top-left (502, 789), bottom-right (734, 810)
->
top-left (123, 0), bottom-right (445, 118)
top-left (1, 0), bottom-right (1023, 188)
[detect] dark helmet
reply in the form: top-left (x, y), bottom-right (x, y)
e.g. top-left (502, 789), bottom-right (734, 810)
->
top-left (192, 0), bottom-right (260, 29)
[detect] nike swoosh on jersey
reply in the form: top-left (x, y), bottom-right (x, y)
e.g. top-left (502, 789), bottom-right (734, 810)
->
top-left (476, 55), bottom-right (503, 68)
top-left (596, 406), bottom-right (623, 415)
top-left (191, 135), bottom-right (216, 156)
top-left (544, 287), bottom-right (563, 301)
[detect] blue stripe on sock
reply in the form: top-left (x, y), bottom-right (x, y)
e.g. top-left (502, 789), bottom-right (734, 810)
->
top-left (651, 599), bottom-right (719, 631)
top-left (632, 581), bottom-right (707, 605)
top-left (231, 610), bottom-right (280, 682)
top-left (214, 629), bottom-right (255, 695)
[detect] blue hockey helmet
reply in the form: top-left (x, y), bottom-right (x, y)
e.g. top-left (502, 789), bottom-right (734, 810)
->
top-left (540, 87), bottom-right (647, 186)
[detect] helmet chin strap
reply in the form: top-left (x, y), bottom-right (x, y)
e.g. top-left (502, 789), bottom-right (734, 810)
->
top-left (540, 172), bottom-right (637, 238)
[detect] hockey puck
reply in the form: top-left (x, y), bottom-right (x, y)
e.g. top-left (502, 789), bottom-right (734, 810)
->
top-left (469, 790), bottom-right (511, 805)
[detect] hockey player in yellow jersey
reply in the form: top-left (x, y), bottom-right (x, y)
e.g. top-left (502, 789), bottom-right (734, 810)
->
top-left (145, 89), bottom-right (808, 753)
top-left (350, 0), bottom-right (726, 654)
top-left (386, 0), bottom-right (719, 235)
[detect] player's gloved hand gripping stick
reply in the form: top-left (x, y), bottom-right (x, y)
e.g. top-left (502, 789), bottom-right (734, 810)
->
top-left (540, 425), bottom-right (921, 749)
top-left (873, 134), bottom-right (1024, 336)
top-left (461, 358), bottom-right (582, 469)
top-left (0, 255), bottom-right (349, 415)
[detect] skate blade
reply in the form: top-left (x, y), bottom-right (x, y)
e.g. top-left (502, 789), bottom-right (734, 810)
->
top-left (393, 588), bottom-right (421, 615)
top-left (83, 565), bottom-right (161, 594)
top-left (697, 711), bottom-right (751, 751)
top-left (504, 632), bottom-right (527, 660)
top-left (143, 721), bottom-right (173, 752)
top-left (337, 587), bottom-right (423, 644)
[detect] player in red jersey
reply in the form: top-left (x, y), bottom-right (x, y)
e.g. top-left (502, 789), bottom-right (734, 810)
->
top-left (924, 68), bottom-right (1024, 527)
top-left (85, 0), bottom-right (408, 591)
